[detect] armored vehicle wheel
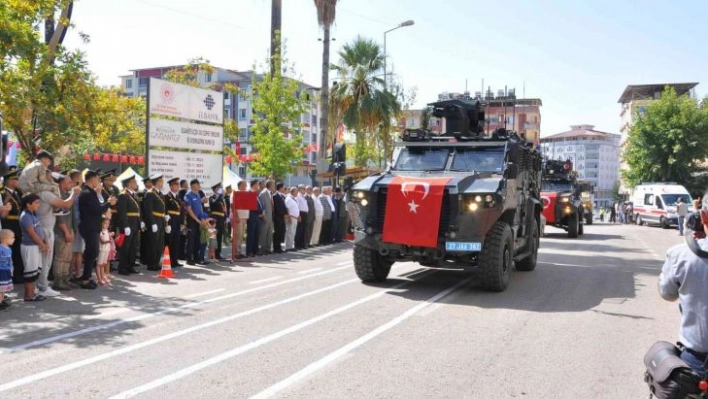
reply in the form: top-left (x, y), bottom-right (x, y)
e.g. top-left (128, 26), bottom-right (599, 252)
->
top-left (479, 222), bottom-right (513, 292)
top-left (585, 214), bottom-right (593, 225)
top-left (567, 214), bottom-right (579, 238)
top-left (354, 245), bottom-right (392, 282)
top-left (516, 220), bottom-right (539, 272)
top-left (579, 221), bottom-right (584, 236)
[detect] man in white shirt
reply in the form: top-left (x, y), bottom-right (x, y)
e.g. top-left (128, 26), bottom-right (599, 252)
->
top-left (284, 187), bottom-right (300, 251)
top-left (310, 187), bottom-right (324, 246)
top-left (677, 197), bottom-right (689, 236)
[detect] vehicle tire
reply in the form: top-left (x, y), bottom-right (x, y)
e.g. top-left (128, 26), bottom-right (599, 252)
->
top-left (636, 214), bottom-right (643, 226)
top-left (479, 222), bottom-right (513, 292)
top-left (354, 244), bottom-right (392, 282)
top-left (567, 214), bottom-right (579, 238)
top-left (516, 220), bottom-right (538, 272)
top-left (660, 216), bottom-right (669, 229)
top-left (585, 213), bottom-right (593, 225)
top-left (579, 221), bottom-right (584, 236)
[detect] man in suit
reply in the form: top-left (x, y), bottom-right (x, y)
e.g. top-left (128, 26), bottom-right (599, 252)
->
top-left (209, 182), bottom-right (226, 260)
top-left (142, 174), bottom-right (166, 271)
top-left (1, 170), bottom-right (23, 284)
top-left (303, 185), bottom-right (316, 249)
top-left (272, 182), bottom-right (287, 254)
top-left (165, 177), bottom-right (183, 268)
top-left (246, 180), bottom-right (263, 257)
top-left (117, 174), bottom-right (142, 275)
top-left (258, 180), bottom-right (274, 255)
top-left (78, 170), bottom-right (116, 288)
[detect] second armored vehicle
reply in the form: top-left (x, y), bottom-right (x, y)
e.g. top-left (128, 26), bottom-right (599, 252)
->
top-left (540, 159), bottom-right (585, 238)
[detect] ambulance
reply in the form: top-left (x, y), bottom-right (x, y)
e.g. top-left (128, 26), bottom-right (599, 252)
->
top-left (631, 183), bottom-right (693, 229)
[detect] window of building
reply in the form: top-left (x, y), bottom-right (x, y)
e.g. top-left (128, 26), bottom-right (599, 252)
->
top-left (225, 109), bottom-right (231, 120)
top-left (239, 109), bottom-right (247, 120)
top-left (224, 92), bottom-right (230, 100)
top-left (138, 77), bottom-right (148, 90)
top-left (205, 73), bottom-right (212, 83)
top-left (125, 79), bottom-right (133, 89)
top-left (312, 133), bottom-right (317, 143)
top-left (312, 115), bottom-right (317, 125)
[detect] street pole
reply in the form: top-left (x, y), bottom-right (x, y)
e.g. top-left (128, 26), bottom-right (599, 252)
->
top-left (383, 20), bottom-right (414, 91)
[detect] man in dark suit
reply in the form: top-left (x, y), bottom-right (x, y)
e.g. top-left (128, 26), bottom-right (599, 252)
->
top-left (143, 174), bottom-right (166, 271)
top-left (78, 170), bottom-right (116, 288)
top-left (246, 180), bottom-right (263, 257)
top-left (165, 177), bottom-right (183, 268)
top-left (209, 182), bottom-right (226, 260)
top-left (272, 182), bottom-right (287, 253)
top-left (117, 174), bottom-right (142, 275)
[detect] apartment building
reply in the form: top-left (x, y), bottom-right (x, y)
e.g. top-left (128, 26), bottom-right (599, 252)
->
top-left (540, 125), bottom-right (621, 208)
top-left (120, 66), bottom-right (319, 181)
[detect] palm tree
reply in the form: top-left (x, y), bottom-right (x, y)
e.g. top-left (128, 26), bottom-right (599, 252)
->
top-left (331, 37), bottom-right (400, 166)
top-left (313, 0), bottom-right (339, 165)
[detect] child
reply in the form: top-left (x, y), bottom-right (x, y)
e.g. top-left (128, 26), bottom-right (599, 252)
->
top-left (207, 218), bottom-right (217, 261)
top-left (97, 218), bottom-right (111, 285)
top-left (0, 229), bottom-right (15, 310)
top-left (19, 194), bottom-right (47, 302)
top-left (19, 151), bottom-right (63, 214)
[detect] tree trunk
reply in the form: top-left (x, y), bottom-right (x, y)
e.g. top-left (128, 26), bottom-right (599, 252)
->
top-left (318, 26), bottom-right (330, 165)
top-left (270, 0), bottom-right (282, 75)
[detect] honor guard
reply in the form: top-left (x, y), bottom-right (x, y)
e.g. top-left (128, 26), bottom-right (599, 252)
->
top-left (117, 174), bottom-right (142, 275)
top-left (143, 174), bottom-right (166, 271)
top-left (209, 182), bottom-right (226, 260)
top-left (138, 176), bottom-right (152, 264)
top-left (165, 177), bottom-right (184, 268)
top-left (100, 169), bottom-right (120, 232)
top-left (1, 169), bottom-right (24, 284)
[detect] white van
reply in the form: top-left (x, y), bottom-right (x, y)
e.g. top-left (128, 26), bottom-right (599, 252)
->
top-left (632, 183), bottom-right (693, 228)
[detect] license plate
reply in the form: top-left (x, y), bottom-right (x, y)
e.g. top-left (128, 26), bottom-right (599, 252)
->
top-left (445, 242), bottom-right (481, 252)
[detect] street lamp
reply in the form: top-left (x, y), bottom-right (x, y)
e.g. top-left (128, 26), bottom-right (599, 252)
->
top-left (383, 19), bottom-right (414, 90)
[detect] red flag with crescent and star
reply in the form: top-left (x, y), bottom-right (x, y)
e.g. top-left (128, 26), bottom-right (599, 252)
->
top-left (383, 176), bottom-right (451, 248)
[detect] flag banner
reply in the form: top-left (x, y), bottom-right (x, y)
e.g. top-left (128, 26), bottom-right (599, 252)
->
top-left (233, 191), bottom-right (258, 211)
top-left (382, 176), bottom-right (451, 248)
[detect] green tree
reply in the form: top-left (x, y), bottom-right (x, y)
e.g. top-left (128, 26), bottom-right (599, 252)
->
top-left (621, 86), bottom-right (708, 188)
top-left (420, 107), bottom-right (432, 130)
top-left (247, 41), bottom-right (307, 179)
top-left (313, 0), bottom-right (339, 166)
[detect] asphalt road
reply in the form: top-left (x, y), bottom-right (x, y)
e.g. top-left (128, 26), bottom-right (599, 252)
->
top-left (0, 221), bottom-right (687, 398)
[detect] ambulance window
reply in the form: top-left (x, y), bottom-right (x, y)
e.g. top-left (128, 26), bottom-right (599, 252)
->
top-left (644, 194), bottom-right (654, 206)
top-left (656, 196), bottom-right (664, 209)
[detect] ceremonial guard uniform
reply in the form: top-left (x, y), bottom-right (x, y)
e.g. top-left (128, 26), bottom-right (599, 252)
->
top-left (142, 174), bottom-right (166, 271)
top-left (165, 177), bottom-right (184, 269)
top-left (138, 177), bottom-right (152, 265)
top-left (100, 169), bottom-right (120, 232)
top-left (117, 174), bottom-right (141, 275)
top-left (1, 170), bottom-right (24, 283)
top-left (209, 182), bottom-right (226, 259)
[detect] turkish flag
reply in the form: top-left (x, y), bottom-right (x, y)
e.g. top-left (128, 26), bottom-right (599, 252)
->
top-left (383, 176), bottom-right (451, 248)
top-left (233, 191), bottom-right (258, 211)
top-left (540, 191), bottom-right (558, 224)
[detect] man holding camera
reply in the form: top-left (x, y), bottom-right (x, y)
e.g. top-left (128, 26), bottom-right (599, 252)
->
top-left (659, 196), bottom-right (708, 371)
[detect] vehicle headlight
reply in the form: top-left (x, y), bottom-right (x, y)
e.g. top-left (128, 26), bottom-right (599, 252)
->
top-left (351, 190), bottom-right (369, 207)
top-left (560, 196), bottom-right (570, 203)
top-left (464, 193), bottom-right (496, 212)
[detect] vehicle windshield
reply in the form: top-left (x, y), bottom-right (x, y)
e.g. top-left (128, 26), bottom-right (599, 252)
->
top-left (661, 194), bottom-right (692, 206)
top-left (542, 179), bottom-right (573, 191)
top-left (450, 146), bottom-right (505, 172)
top-left (394, 148), bottom-right (450, 171)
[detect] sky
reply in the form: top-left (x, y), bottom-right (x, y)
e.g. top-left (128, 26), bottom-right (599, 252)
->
top-left (62, 0), bottom-right (708, 137)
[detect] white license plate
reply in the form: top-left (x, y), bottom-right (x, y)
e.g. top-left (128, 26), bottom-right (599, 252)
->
top-left (445, 242), bottom-right (482, 252)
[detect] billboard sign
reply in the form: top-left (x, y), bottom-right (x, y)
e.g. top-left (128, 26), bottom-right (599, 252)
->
top-left (148, 78), bottom-right (224, 124)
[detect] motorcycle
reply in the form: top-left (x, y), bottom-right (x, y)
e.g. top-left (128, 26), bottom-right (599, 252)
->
top-left (644, 341), bottom-right (708, 399)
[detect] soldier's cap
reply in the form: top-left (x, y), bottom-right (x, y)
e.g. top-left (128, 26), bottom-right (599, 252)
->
top-left (212, 182), bottom-right (222, 191)
top-left (142, 175), bottom-right (152, 183)
top-left (51, 172), bottom-right (65, 183)
top-left (149, 173), bottom-right (163, 183)
top-left (3, 169), bottom-right (20, 181)
top-left (95, 168), bottom-right (103, 175)
top-left (7, 165), bottom-right (18, 172)
top-left (121, 173), bottom-right (137, 185)
top-left (85, 169), bottom-right (101, 180)
top-left (168, 177), bottom-right (180, 185)
top-left (101, 169), bottom-right (117, 180)
top-left (64, 168), bottom-right (81, 177)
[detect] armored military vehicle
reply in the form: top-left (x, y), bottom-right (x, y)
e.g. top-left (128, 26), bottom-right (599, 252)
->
top-left (540, 159), bottom-right (585, 238)
top-left (348, 98), bottom-right (542, 292)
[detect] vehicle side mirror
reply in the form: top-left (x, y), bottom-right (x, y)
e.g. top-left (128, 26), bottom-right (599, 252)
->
top-left (504, 164), bottom-right (519, 179)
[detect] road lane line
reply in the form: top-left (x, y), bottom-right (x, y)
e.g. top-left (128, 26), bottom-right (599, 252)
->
top-left (106, 271), bottom-right (436, 399)
top-left (183, 289), bottom-right (226, 299)
top-left (249, 277), bottom-right (283, 285)
top-left (0, 277), bottom-right (363, 393)
top-left (336, 261), bottom-right (351, 266)
top-left (1, 264), bottom-right (353, 354)
top-left (249, 276), bottom-right (473, 399)
top-left (297, 267), bottom-right (322, 275)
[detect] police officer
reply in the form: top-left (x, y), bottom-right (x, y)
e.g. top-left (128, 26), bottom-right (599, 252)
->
top-left (117, 174), bottom-right (142, 275)
top-left (209, 182), bottom-right (226, 260)
top-left (1, 169), bottom-right (23, 284)
top-left (165, 177), bottom-right (183, 269)
top-left (143, 174), bottom-right (166, 271)
top-left (100, 169), bottom-right (120, 233)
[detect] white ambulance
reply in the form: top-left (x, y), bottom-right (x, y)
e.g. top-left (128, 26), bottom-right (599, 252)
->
top-left (632, 183), bottom-right (693, 229)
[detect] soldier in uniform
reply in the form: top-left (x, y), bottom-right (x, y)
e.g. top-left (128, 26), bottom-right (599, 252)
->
top-left (209, 182), bottom-right (226, 260)
top-left (165, 177), bottom-right (184, 269)
top-left (100, 169), bottom-right (120, 232)
top-left (143, 174), bottom-right (166, 271)
top-left (138, 176), bottom-right (151, 265)
top-left (117, 174), bottom-right (142, 275)
top-left (1, 170), bottom-right (23, 284)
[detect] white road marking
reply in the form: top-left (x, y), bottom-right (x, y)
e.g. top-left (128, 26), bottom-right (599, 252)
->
top-left (249, 276), bottom-right (472, 399)
top-left (297, 267), bottom-right (322, 275)
top-left (106, 272), bottom-right (435, 399)
top-left (0, 277), bottom-right (369, 393)
top-left (249, 277), bottom-right (283, 285)
top-left (84, 308), bottom-right (132, 320)
top-left (336, 261), bottom-right (351, 266)
top-left (183, 289), bottom-right (226, 299)
top-left (0, 264), bottom-right (353, 354)
top-left (53, 296), bottom-right (77, 302)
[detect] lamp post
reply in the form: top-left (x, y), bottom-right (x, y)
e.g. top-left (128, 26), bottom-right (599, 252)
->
top-left (383, 19), bottom-right (414, 90)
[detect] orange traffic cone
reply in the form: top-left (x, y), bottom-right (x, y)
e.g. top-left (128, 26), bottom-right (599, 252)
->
top-left (157, 246), bottom-right (175, 279)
